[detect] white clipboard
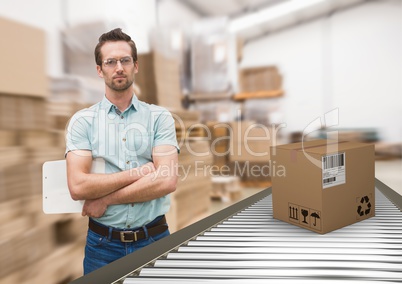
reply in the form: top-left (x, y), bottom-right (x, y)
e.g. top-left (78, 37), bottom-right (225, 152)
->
top-left (42, 158), bottom-right (105, 214)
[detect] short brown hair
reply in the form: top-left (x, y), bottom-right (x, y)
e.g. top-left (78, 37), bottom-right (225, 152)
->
top-left (94, 28), bottom-right (137, 67)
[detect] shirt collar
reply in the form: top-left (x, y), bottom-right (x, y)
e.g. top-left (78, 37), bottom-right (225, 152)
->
top-left (100, 94), bottom-right (139, 113)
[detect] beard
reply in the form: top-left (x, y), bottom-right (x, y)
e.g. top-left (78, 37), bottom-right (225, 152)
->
top-left (106, 75), bottom-right (134, 92)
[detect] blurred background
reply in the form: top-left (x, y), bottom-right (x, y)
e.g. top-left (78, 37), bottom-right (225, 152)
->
top-left (0, 0), bottom-right (401, 283)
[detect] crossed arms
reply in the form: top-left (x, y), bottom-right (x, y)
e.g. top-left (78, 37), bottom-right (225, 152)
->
top-left (66, 145), bottom-right (178, 218)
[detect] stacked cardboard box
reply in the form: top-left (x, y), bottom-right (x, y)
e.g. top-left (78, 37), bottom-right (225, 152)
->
top-left (0, 18), bottom-right (86, 283)
top-left (135, 53), bottom-right (157, 106)
top-left (229, 120), bottom-right (272, 187)
top-left (205, 120), bottom-right (273, 188)
top-left (230, 120), bottom-right (271, 163)
top-left (171, 108), bottom-right (205, 141)
top-left (0, 17), bottom-right (48, 97)
top-left (0, 211), bottom-right (84, 283)
top-left (47, 101), bottom-right (73, 131)
top-left (136, 52), bottom-right (183, 110)
top-left (0, 95), bottom-right (49, 130)
top-left (150, 26), bottom-right (191, 90)
top-left (0, 135), bottom-right (81, 284)
top-left (12, 242), bottom-right (83, 284)
top-left (375, 142), bottom-right (402, 159)
top-left (238, 66), bottom-right (283, 93)
top-left (0, 130), bottom-right (17, 146)
top-left (207, 121), bottom-right (230, 171)
top-left (0, 224), bottom-right (56, 279)
top-left (140, 107), bottom-right (211, 232)
top-left (211, 176), bottom-right (241, 202)
top-left (0, 163), bottom-right (40, 202)
top-left (166, 139), bottom-right (213, 232)
top-left (0, 149), bottom-right (84, 284)
top-left (164, 104), bottom-right (212, 232)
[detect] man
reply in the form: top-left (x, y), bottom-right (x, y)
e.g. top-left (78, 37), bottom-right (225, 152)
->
top-left (65, 28), bottom-right (179, 275)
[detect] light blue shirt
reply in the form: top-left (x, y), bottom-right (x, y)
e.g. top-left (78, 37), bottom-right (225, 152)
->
top-left (65, 94), bottom-right (179, 229)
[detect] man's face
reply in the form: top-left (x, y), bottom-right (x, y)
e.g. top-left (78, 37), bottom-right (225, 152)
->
top-left (97, 41), bottom-right (138, 92)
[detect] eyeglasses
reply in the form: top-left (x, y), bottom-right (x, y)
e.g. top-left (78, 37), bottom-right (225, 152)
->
top-left (102, 56), bottom-right (134, 68)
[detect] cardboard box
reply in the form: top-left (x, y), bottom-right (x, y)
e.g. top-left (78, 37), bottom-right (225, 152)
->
top-left (136, 52), bottom-right (183, 110)
top-left (0, 17), bottom-right (48, 97)
top-left (270, 140), bottom-right (375, 234)
top-left (230, 121), bottom-right (271, 162)
top-left (0, 94), bottom-right (49, 130)
top-left (238, 66), bottom-right (282, 93)
top-left (211, 176), bottom-right (241, 202)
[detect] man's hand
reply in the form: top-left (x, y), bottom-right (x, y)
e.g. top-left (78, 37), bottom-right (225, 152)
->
top-left (82, 198), bottom-right (108, 218)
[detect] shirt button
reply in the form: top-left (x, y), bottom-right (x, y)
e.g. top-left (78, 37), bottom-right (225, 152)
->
top-left (127, 225), bottom-right (131, 228)
top-left (122, 138), bottom-right (126, 142)
top-left (126, 161), bottom-right (130, 164)
top-left (120, 116), bottom-right (124, 119)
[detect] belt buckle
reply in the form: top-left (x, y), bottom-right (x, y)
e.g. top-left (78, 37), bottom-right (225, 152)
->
top-left (120, 231), bottom-right (137, 242)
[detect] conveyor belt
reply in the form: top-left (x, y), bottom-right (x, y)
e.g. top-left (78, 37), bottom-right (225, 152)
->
top-left (70, 179), bottom-right (402, 284)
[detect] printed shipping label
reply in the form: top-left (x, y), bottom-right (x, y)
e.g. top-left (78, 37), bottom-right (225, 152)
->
top-left (322, 152), bottom-right (346, 189)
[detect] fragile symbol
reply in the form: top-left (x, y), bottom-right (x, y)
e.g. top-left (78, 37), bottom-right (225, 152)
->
top-left (357, 195), bottom-right (371, 216)
top-left (301, 209), bottom-right (309, 224)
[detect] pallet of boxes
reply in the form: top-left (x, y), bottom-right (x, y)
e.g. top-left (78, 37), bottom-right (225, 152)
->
top-left (0, 17), bottom-right (87, 283)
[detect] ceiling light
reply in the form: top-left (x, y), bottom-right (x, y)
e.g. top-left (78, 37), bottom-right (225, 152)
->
top-left (229, 0), bottom-right (327, 33)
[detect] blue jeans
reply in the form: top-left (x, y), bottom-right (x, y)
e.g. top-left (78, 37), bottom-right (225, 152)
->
top-left (83, 216), bottom-right (170, 275)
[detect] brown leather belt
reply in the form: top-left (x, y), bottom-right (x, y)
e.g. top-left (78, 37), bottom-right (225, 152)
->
top-left (88, 216), bottom-right (168, 242)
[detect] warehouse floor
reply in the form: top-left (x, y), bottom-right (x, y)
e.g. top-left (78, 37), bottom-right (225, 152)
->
top-left (209, 159), bottom-right (402, 215)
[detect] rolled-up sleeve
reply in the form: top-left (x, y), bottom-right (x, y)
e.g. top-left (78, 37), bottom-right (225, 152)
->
top-left (153, 109), bottom-right (180, 153)
top-left (65, 109), bottom-right (93, 156)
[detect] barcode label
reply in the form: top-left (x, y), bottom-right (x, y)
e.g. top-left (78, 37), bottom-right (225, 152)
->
top-left (323, 153), bottom-right (345, 169)
top-left (322, 153), bottom-right (346, 189)
top-left (323, 177), bottom-right (336, 184)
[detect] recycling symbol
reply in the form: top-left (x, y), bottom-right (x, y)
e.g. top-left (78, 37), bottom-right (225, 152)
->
top-left (357, 196), bottom-right (371, 216)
